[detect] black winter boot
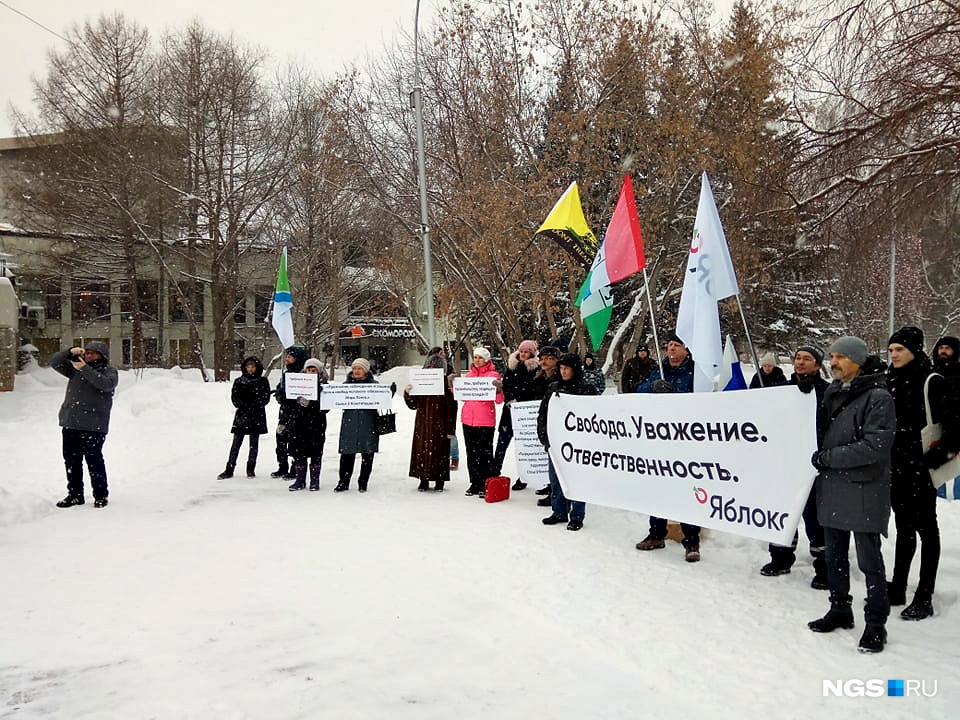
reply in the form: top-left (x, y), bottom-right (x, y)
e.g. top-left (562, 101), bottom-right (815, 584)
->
top-left (217, 464), bottom-right (235, 480)
top-left (334, 480), bottom-right (350, 492)
top-left (858, 623), bottom-right (887, 653)
top-left (56, 494), bottom-right (84, 508)
top-left (288, 463), bottom-right (307, 491)
top-left (270, 465), bottom-right (288, 479)
top-left (900, 595), bottom-right (934, 621)
top-left (808, 608), bottom-right (855, 633)
top-left (246, 461), bottom-right (256, 478)
top-left (309, 463), bottom-right (321, 491)
top-left (358, 480), bottom-right (368, 493)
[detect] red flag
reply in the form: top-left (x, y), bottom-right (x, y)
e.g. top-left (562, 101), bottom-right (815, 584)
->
top-left (603, 174), bottom-right (646, 282)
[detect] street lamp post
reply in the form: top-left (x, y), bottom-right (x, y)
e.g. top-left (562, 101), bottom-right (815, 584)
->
top-left (412, 0), bottom-right (437, 348)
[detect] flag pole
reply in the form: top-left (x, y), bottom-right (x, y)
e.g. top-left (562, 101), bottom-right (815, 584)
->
top-left (735, 295), bottom-right (764, 387)
top-left (642, 267), bottom-right (663, 367)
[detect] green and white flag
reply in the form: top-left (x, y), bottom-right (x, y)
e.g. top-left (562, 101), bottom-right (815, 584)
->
top-left (575, 271), bottom-right (613, 351)
top-left (271, 247), bottom-right (295, 348)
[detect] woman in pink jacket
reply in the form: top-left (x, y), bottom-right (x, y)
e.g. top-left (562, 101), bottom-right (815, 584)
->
top-left (462, 346), bottom-right (504, 497)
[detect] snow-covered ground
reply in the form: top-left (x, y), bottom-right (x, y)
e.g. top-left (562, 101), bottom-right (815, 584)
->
top-left (0, 363), bottom-right (956, 718)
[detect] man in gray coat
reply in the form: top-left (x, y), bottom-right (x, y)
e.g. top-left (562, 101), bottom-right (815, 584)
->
top-left (49, 341), bottom-right (119, 508)
top-left (807, 336), bottom-right (895, 653)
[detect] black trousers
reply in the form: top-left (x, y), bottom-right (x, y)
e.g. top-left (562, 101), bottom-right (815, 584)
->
top-left (227, 433), bottom-right (260, 468)
top-left (275, 431), bottom-right (289, 471)
top-left (63, 428), bottom-right (108, 500)
top-left (339, 453), bottom-right (374, 487)
top-left (462, 424), bottom-right (495, 491)
top-left (891, 483), bottom-right (940, 599)
top-left (823, 526), bottom-right (889, 625)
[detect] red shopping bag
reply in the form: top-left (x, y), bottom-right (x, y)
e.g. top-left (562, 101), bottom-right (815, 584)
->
top-left (484, 475), bottom-right (511, 503)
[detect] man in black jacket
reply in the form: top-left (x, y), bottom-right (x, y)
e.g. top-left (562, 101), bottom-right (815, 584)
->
top-left (807, 336), bottom-right (895, 653)
top-left (760, 345), bottom-right (829, 586)
top-left (50, 341), bottom-right (119, 508)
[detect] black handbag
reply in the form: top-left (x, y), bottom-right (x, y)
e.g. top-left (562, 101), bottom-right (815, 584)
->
top-left (376, 410), bottom-right (397, 435)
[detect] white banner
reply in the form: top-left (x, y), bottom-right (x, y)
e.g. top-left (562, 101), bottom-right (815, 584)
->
top-left (409, 368), bottom-right (445, 396)
top-left (320, 382), bottom-right (393, 410)
top-left (546, 386), bottom-right (818, 544)
top-left (453, 377), bottom-right (497, 401)
top-left (510, 401), bottom-right (550, 487)
top-left (285, 372), bottom-right (318, 401)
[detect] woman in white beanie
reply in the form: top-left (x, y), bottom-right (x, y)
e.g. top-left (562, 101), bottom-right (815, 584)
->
top-left (462, 347), bottom-right (504, 497)
top-left (749, 352), bottom-right (788, 389)
top-left (335, 358), bottom-right (380, 492)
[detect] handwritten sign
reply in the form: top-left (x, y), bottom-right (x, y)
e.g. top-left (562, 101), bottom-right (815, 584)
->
top-left (510, 400), bottom-right (549, 486)
top-left (285, 372), bottom-right (318, 401)
top-left (453, 377), bottom-right (497, 401)
top-left (409, 368), bottom-right (445, 396)
top-left (320, 382), bottom-right (393, 410)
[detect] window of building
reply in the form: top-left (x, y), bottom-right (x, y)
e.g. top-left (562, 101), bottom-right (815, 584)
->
top-left (254, 286), bottom-right (272, 323)
top-left (122, 337), bottom-right (160, 366)
top-left (234, 294), bottom-right (246, 325)
top-left (73, 283), bottom-right (111, 323)
top-left (169, 338), bottom-right (200, 366)
top-left (120, 280), bottom-right (160, 321)
top-left (42, 279), bottom-right (61, 321)
top-left (170, 288), bottom-right (204, 323)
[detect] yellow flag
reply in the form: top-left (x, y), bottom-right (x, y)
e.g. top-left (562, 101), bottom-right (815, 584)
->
top-left (535, 181), bottom-right (598, 269)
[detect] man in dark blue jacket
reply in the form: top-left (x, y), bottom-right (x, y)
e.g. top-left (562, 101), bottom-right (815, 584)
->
top-left (634, 335), bottom-right (702, 561)
top-left (50, 341), bottom-right (119, 508)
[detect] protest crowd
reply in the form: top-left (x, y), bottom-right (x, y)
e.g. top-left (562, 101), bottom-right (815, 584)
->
top-left (50, 328), bottom-right (960, 655)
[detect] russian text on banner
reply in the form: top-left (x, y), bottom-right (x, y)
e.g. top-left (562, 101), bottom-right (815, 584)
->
top-left (319, 383), bottom-right (393, 410)
top-left (546, 386), bottom-right (817, 544)
top-left (510, 400), bottom-right (550, 488)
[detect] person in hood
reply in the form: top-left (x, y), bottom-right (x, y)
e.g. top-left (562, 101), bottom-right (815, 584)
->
top-left (270, 346), bottom-right (309, 479)
top-left (536, 353), bottom-right (598, 531)
top-left (931, 336), bottom-right (960, 377)
top-left (218, 356), bottom-right (272, 479)
top-left (582, 351), bottom-right (606, 394)
top-left (620, 345), bottom-right (656, 393)
top-left (49, 341), bottom-right (119, 509)
top-left (287, 358), bottom-right (330, 491)
top-left (807, 336), bottom-right (895, 653)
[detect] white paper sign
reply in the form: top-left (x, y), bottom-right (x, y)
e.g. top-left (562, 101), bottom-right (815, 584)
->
top-left (510, 400), bottom-right (549, 486)
top-left (285, 372), bottom-right (318, 401)
top-left (546, 387), bottom-right (818, 544)
top-left (320, 382), bottom-right (393, 410)
top-left (453, 377), bottom-right (497, 401)
top-left (409, 368), bottom-right (445, 396)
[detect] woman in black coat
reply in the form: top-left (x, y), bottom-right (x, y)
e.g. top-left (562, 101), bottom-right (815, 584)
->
top-left (218, 356), bottom-right (272, 479)
top-left (286, 358), bottom-right (330, 491)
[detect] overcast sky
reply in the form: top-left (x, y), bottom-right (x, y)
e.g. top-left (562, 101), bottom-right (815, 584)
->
top-left (0, 0), bottom-right (437, 137)
top-left (0, 0), bottom-right (739, 139)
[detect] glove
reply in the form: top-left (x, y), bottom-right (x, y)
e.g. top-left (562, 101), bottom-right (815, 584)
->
top-left (276, 424), bottom-right (286, 435)
top-left (811, 450), bottom-right (828, 471)
top-left (796, 377), bottom-right (814, 394)
top-left (390, 382), bottom-right (397, 397)
top-left (297, 397), bottom-right (309, 407)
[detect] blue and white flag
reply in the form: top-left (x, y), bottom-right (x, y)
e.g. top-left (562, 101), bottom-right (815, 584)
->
top-left (675, 172), bottom-right (740, 393)
top-left (718, 335), bottom-right (748, 391)
top-left (271, 247), bottom-right (295, 348)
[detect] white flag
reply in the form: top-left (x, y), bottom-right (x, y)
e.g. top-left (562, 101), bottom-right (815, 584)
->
top-left (676, 173), bottom-right (740, 393)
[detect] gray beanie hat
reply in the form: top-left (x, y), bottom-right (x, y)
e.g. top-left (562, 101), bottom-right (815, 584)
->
top-left (829, 336), bottom-right (868, 366)
top-left (84, 341), bottom-right (110, 361)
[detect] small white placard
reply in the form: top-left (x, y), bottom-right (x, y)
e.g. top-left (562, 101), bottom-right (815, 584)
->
top-left (285, 372), bottom-right (318, 401)
top-left (409, 368), bottom-right (445, 396)
top-left (320, 382), bottom-right (393, 410)
top-left (453, 377), bottom-right (497, 401)
top-left (511, 400), bottom-right (550, 486)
